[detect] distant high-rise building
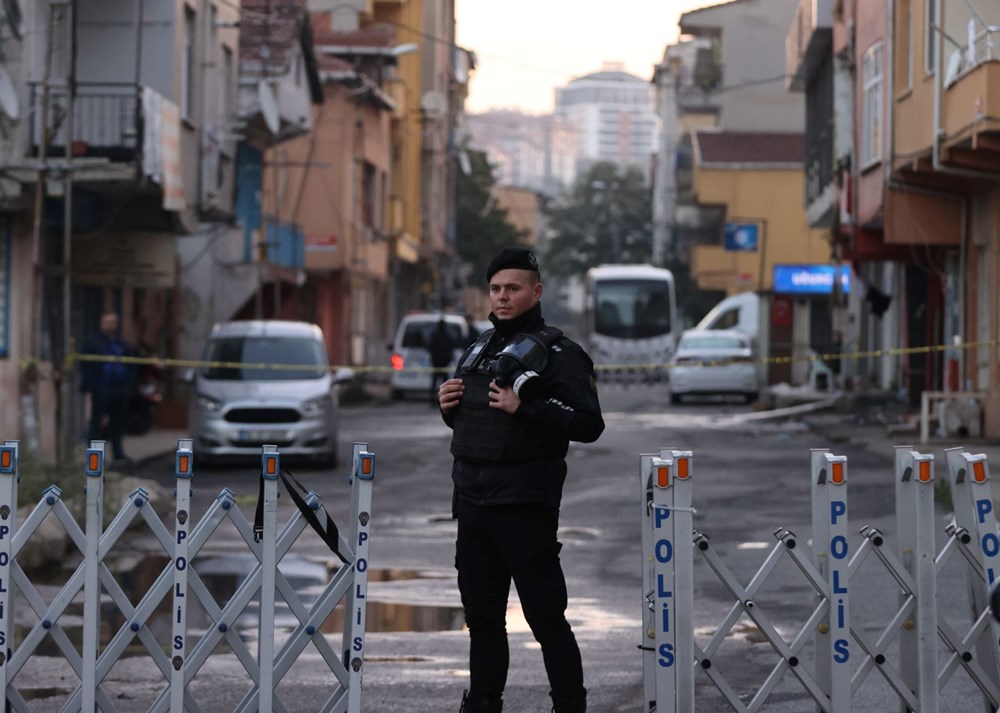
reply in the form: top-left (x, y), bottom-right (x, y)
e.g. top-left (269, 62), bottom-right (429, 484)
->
top-left (554, 62), bottom-right (659, 187)
top-left (465, 110), bottom-right (551, 192)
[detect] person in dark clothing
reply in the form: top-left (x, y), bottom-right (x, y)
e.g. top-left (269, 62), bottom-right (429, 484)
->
top-left (80, 312), bottom-right (134, 461)
top-left (438, 246), bottom-right (604, 713)
top-left (429, 318), bottom-right (456, 407)
top-left (465, 313), bottom-right (480, 345)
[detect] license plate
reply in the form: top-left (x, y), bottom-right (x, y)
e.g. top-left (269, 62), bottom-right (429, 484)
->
top-left (238, 430), bottom-right (286, 442)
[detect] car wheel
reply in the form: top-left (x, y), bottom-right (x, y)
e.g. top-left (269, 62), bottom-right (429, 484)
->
top-left (744, 392), bottom-right (758, 405)
top-left (670, 392), bottom-right (682, 405)
top-left (391, 388), bottom-right (405, 401)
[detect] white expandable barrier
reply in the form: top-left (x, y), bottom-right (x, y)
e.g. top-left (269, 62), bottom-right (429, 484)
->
top-left (0, 438), bottom-right (376, 713)
top-left (641, 446), bottom-right (1000, 712)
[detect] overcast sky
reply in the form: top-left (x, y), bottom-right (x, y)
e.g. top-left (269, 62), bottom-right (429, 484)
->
top-left (455, 0), bottom-right (712, 115)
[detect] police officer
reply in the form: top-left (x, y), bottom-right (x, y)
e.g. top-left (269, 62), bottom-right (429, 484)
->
top-left (438, 246), bottom-right (604, 713)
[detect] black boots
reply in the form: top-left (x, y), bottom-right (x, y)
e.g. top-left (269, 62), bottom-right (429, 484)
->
top-left (459, 689), bottom-right (503, 713)
top-left (550, 691), bottom-right (587, 713)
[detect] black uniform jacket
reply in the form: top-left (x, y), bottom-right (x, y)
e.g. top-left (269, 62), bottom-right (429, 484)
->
top-left (442, 303), bottom-right (604, 508)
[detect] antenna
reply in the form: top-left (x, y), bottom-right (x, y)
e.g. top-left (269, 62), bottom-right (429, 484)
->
top-left (944, 49), bottom-right (963, 88)
top-left (258, 80), bottom-right (280, 134)
top-left (2, 0), bottom-right (22, 39)
top-left (0, 63), bottom-right (19, 120)
top-left (420, 91), bottom-right (447, 120)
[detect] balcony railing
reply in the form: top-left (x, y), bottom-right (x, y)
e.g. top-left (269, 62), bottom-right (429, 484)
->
top-left (946, 18), bottom-right (999, 87)
top-left (27, 82), bottom-right (141, 163)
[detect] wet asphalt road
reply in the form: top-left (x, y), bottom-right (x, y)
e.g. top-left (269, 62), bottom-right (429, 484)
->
top-left (16, 384), bottom-right (997, 712)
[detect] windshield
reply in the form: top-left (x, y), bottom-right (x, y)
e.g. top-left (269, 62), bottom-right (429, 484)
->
top-left (593, 280), bottom-right (672, 338)
top-left (401, 321), bottom-right (464, 348)
top-left (200, 336), bottom-right (328, 380)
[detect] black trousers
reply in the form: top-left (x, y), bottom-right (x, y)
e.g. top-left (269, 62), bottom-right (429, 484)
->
top-left (88, 385), bottom-right (128, 459)
top-left (455, 499), bottom-right (585, 701)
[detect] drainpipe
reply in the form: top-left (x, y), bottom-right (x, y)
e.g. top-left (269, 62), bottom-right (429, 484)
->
top-left (885, 0), bottom-right (894, 187)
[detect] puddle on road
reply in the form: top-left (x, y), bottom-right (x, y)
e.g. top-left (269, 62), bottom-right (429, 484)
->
top-left (17, 554), bottom-right (464, 658)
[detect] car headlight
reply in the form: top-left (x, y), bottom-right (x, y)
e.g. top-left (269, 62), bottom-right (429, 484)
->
top-left (196, 394), bottom-right (223, 413)
top-left (301, 395), bottom-right (331, 416)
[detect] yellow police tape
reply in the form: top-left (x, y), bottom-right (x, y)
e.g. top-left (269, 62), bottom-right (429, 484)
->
top-left (63, 339), bottom-right (1000, 376)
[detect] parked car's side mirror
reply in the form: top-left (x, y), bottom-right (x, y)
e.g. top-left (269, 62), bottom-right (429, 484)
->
top-left (179, 367), bottom-right (195, 384)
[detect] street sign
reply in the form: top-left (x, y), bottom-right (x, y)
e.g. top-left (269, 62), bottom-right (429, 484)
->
top-left (724, 223), bottom-right (759, 251)
top-left (773, 264), bottom-right (851, 295)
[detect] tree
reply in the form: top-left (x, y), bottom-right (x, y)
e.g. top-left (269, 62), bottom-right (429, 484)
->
top-left (542, 162), bottom-right (652, 276)
top-left (455, 149), bottom-right (528, 282)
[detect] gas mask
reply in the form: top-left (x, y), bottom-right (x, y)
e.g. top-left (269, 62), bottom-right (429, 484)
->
top-left (488, 333), bottom-right (550, 400)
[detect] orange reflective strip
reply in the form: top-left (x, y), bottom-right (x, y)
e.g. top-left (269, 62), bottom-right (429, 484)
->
top-left (361, 456), bottom-right (373, 476)
top-left (657, 465), bottom-right (670, 488)
top-left (88, 453), bottom-right (100, 471)
top-left (0, 450), bottom-right (10, 469)
top-left (974, 461), bottom-right (987, 483)
top-left (178, 454), bottom-right (190, 474)
top-left (677, 458), bottom-right (689, 480)
top-left (831, 462), bottom-right (844, 484)
top-left (918, 461), bottom-right (931, 482)
top-left (265, 455), bottom-right (277, 476)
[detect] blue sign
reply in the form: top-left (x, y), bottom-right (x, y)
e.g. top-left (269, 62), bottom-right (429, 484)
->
top-left (724, 223), bottom-right (759, 251)
top-left (773, 264), bottom-right (851, 295)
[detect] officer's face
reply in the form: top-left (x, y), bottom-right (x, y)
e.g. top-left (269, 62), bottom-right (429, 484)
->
top-left (489, 269), bottom-right (542, 320)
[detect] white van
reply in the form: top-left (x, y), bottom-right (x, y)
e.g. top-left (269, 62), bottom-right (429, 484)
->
top-left (694, 292), bottom-right (760, 342)
top-left (184, 320), bottom-right (354, 465)
top-left (388, 313), bottom-right (469, 399)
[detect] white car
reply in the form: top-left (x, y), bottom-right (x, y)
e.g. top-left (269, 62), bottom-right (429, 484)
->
top-left (668, 329), bottom-right (759, 404)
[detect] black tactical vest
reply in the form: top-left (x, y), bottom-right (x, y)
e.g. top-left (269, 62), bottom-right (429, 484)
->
top-left (450, 325), bottom-right (563, 464)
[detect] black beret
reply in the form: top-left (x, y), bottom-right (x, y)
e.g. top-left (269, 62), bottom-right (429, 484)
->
top-left (486, 246), bottom-right (540, 282)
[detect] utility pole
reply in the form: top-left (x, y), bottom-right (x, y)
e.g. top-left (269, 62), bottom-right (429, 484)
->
top-left (25, 4), bottom-right (60, 457)
top-left (56, 0), bottom-right (77, 462)
top-left (27, 0), bottom-right (76, 462)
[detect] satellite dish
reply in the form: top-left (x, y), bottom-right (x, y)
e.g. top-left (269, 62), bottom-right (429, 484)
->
top-left (944, 50), bottom-right (963, 88)
top-left (3, 0), bottom-right (22, 39)
top-left (258, 80), bottom-right (280, 134)
top-left (420, 90), bottom-right (447, 120)
top-left (0, 64), bottom-right (19, 120)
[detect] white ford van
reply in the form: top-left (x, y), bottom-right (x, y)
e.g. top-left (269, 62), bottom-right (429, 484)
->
top-left (388, 313), bottom-right (469, 399)
top-left (184, 320), bottom-right (354, 465)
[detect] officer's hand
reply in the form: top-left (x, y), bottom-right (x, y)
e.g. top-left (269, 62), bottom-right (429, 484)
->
top-left (488, 379), bottom-right (520, 413)
top-left (439, 378), bottom-right (464, 413)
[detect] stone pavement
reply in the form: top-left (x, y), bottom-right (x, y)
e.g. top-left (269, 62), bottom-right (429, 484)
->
top-left (120, 391), bottom-right (1000, 503)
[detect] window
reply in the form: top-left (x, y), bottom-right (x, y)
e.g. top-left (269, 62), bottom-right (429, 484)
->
top-left (361, 162), bottom-right (377, 233)
top-left (861, 43), bottom-right (883, 168)
top-left (710, 308), bottom-right (740, 330)
top-left (182, 6), bottom-right (196, 118)
top-left (925, 0), bottom-right (936, 74)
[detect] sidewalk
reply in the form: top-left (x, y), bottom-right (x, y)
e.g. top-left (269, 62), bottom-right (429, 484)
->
top-left (122, 428), bottom-right (190, 467)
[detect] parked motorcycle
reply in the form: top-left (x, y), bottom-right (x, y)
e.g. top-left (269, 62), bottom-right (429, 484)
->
top-left (125, 352), bottom-right (164, 435)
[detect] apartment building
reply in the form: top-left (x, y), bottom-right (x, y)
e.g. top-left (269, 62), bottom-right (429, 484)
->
top-left (554, 62), bottom-right (659, 188)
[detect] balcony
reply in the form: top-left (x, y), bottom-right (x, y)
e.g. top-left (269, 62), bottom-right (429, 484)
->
top-left (785, 0), bottom-right (834, 91)
top-left (940, 58), bottom-right (1000, 164)
top-left (26, 82), bottom-right (181, 187)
